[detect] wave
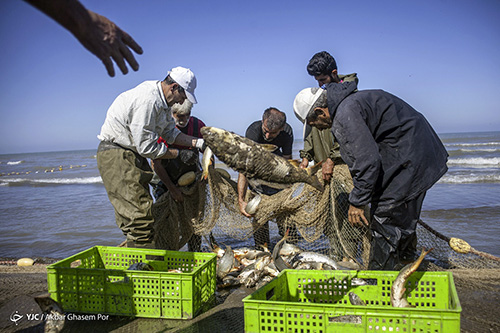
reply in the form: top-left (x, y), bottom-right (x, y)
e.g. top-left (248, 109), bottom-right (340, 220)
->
top-left (445, 142), bottom-right (500, 148)
top-left (6, 160), bottom-right (25, 165)
top-left (456, 148), bottom-right (500, 153)
top-left (447, 157), bottom-right (500, 166)
top-left (439, 174), bottom-right (500, 184)
top-left (448, 148), bottom-right (500, 153)
top-left (0, 176), bottom-right (103, 186)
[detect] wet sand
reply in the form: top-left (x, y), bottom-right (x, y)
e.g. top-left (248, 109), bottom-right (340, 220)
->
top-left (0, 263), bottom-right (498, 332)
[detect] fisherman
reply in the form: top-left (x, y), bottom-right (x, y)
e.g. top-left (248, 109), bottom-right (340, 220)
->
top-left (150, 99), bottom-right (206, 251)
top-left (97, 66), bottom-right (205, 249)
top-left (294, 51), bottom-right (360, 260)
top-left (298, 51), bottom-right (358, 181)
top-left (237, 107), bottom-right (295, 248)
top-left (293, 59), bottom-right (448, 270)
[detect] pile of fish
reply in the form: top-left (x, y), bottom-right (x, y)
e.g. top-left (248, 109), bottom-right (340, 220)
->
top-left (215, 232), bottom-right (433, 311)
top-left (214, 231), bottom-right (360, 289)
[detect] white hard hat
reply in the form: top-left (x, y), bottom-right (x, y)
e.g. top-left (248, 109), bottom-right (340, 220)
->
top-left (293, 87), bottom-right (324, 138)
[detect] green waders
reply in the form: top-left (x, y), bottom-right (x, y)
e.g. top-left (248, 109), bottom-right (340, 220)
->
top-left (97, 141), bottom-right (155, 248)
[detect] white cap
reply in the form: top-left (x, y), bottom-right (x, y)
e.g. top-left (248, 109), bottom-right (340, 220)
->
top-left (168, 66), bottom-right (197, 104)
top-left (293, 87), bottom-right (324, 138)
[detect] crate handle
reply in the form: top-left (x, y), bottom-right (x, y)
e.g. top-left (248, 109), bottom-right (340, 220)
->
top-left (266, 287), bottom-right (275, 300)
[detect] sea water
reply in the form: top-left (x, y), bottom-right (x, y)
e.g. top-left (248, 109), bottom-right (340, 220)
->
top-left (0, 131), bottom-right (499, 259)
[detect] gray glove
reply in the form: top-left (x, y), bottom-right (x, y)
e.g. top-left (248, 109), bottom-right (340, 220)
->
top-left (178, 149), bottom-right (198, 165)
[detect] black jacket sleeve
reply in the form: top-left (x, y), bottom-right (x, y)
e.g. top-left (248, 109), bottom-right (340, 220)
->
top-left (333, 101), bottom-right (381, 207)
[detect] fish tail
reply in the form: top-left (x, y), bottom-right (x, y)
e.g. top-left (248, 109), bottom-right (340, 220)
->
top-left (309, 176), bottom-right (324, 191)
top-left (406, 247), bottom-right (433, 276)
top-left (305, 162), bottom-right (324, 191)
top-left (306, 161), bottom-right (323, 176)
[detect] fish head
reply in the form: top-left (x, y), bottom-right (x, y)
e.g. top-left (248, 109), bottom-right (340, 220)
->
top-left (201, 127), bottom-right (233, 144)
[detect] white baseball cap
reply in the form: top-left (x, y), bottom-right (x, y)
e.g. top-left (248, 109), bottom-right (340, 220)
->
top-left (168, 66), bottom-right (197, 104)
top-left (293, 87), bottom-right (324, 138)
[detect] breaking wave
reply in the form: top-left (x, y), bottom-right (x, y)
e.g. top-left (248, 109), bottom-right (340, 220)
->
top-left (445, 142), bottom-right (500, 147)
top-left (439, 174), bottom-right (500, 184)
top-left (447, 157), bottom-right (500, 166)
top-left (0, 177), bottom-right (103, 186)
top-left (6, 160), bottom-right (25, 165)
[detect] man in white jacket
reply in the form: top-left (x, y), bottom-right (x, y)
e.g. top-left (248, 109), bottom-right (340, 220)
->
top-left (97, 66), bottom-right (205, 248)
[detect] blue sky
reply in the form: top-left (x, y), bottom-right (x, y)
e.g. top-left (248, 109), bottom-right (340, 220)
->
top-left (1, 0), bottom-right (499, 154)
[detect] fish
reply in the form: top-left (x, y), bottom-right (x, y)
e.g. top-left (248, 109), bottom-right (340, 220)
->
top-left (218, 275), bottom-right (241, 289)
top-left (127, 262), bottom-right (154, 271)
top-left (255, 275), bottom-right (274, 290)
top-left (200, 127), bottom-right (324, 191)
top-left (272, 229), bottom-right (293, 272)
top-left (217, 245), bottom-right (236, 279)
top-left (201, 146), bottom-right (213, 180)
top-left (391, 247), bottom-right (433, 308)
top-left (295, 261), bottom-right (324, 270)
top-left (234, 247), bottom-right (264, 260)
top-left (290, 252), bottom-right (340, 270)
top-left (349, 292), bottom-right (366, 306)
top-left (212, 244), bottom-right (225, 258)
top-left (244, 255), bottom-right (272, 288)
top-left (279, 242), bottom-right (303, 257)
top-left (237, 263), bottom-right (257, 283)
top-left (34, 294), bottom-right (65, 333)
top-left (351, 278), bottom-right (368, 286)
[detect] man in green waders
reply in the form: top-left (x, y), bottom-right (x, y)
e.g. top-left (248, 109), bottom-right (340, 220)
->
top-left (97, 67), bottom-right (205, 248)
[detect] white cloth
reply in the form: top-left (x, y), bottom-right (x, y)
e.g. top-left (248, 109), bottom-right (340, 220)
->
top-left (97, 81), bottom-right (181, 159)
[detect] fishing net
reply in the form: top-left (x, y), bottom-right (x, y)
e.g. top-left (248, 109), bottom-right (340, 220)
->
top-left (152, 164), bottom-right (500, 270)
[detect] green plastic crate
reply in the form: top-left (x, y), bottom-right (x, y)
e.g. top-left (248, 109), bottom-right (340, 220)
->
top-left (47, 246), bottom-right (216, 319)
top-left (243, 270), bottom-right (461, 333)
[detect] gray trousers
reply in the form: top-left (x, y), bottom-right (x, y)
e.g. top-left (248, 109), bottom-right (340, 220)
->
top-left (97, 142), bottom-right (154, 245)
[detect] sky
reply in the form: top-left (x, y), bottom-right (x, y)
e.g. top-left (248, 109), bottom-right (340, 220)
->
top-left (0, 0), bottom-right (499, 154)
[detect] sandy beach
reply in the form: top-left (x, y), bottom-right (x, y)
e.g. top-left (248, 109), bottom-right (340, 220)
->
top-left (0, 262), bottom-right (499, 333)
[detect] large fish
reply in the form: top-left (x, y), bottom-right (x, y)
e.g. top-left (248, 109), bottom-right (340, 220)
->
top-left (391, 248), bottom-right (433, 307)
top-left (200, 127), bottom-right (323, 191)
top-left (289, 251), bottom-right (340, 270)
top-left (34, 294), bottom-right (65, 333)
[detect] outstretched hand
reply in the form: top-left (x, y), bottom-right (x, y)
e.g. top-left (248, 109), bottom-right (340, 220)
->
top-left (25, 0), bottom-right (143, 77)
top-left (77, 10), bottom-right (143, 77)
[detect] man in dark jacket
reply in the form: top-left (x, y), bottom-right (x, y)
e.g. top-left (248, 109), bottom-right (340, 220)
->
top-left (293, 81), bottom-right (448, 270)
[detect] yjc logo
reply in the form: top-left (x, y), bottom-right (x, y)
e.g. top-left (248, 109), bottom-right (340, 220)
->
top-left (10, 311), bottom-right (23, 325)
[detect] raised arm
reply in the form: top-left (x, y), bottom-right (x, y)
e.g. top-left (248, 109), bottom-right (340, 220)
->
top-left (24, 0), bottom-right (143, 77)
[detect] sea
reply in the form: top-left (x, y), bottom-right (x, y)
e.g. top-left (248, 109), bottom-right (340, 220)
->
top-left (1, 131), bottom-right (499, 259)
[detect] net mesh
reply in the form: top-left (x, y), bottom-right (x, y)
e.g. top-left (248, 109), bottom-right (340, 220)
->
top-left (153, 165), bottom-right (500, 270)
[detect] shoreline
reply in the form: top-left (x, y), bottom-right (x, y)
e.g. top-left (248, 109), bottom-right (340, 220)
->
top-left (0, 262), bottom-right (499, 332)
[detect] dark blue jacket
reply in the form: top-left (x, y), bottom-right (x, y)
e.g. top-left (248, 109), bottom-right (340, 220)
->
top-left (326, 81), bottom-right (448, 213)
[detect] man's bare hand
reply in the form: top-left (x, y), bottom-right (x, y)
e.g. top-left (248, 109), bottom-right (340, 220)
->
top-left (25, 0), bottom-right (143, 77)
top-left (79, 10), bottom-right (143, 77)
top-left (348, 205), bottom-right (369, 227)
top-left (299, 158), bottom-right (309, 169)
top-left (238, 200), bottom-right (253, 218)
top-left (322, 158), bottom-right (334, 182)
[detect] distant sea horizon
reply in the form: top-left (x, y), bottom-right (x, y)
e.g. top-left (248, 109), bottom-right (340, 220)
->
top-left (1, 130), bottom-right (498, 156)
top-left (1, 130), bottom-right (499, 259)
